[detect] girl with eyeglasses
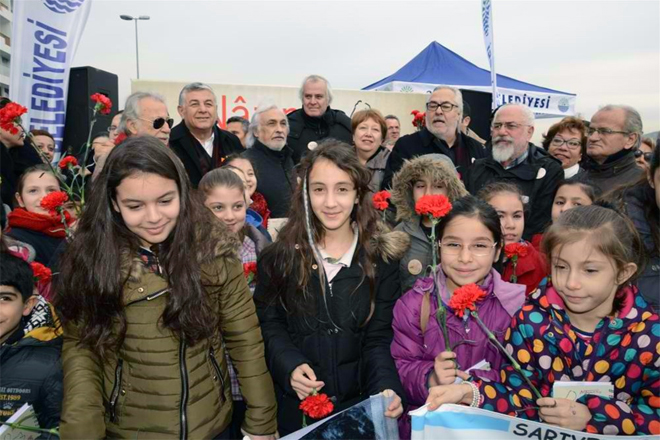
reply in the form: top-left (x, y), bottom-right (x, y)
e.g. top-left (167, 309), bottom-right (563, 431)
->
top-left (391, 195), bottom-right (525, 439)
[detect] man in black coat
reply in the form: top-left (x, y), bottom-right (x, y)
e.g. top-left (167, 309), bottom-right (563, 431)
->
top-left (169, 83), bottom-right (243, 188)
top-left (465, 104), bottom-right (564, 239)
top-left (244, 104), bottom-right (296, 218)
top-left (582, 104), bottom-right (644, 194)
top-left (382, 87), bottom-right (487, 190)
top-left (286, 75), bottom-right (352, 164)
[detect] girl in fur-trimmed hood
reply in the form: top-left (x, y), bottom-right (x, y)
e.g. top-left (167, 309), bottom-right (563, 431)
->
top-left (391, 154), bottom-right (468, 292)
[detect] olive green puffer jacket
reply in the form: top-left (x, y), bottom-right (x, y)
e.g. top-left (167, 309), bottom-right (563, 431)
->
top-left (59, 236), bottom-right (277, 439)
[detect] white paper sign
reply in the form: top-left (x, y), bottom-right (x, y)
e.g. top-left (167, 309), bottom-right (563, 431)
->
top-left (411, 404), bottom-right (654, 440)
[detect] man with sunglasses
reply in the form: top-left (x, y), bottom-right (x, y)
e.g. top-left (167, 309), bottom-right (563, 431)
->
top-left (170, 82), bottom-right (243, 188)
top-left (583, 105), bottom-right (644, 193)
top-left (465, 103), bottom-right (564, 239)
top-left (381, 86), bottom-right (487, 190)
top-left (118, 92), bottom-right (173, 146)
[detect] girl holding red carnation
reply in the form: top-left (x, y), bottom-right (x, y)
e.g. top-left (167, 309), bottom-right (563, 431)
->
top-left (390, 154), bottom-right (468, 293)
top-left (478, 182), bottom-right (547, 295)
top-left (6, 164), bottom-right (74, 267)
top-left (424, 205), bottom-right (659, 436)
top-left (254, 140), bottom-right (408, 435)
top-left (391, 195), bottom-right (525, 439)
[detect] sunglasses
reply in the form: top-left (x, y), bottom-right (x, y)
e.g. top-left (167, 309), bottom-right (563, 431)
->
top-left (634, 150), bottom-right (653, 162)
top-left (139, 117), bottom-right (174, 130)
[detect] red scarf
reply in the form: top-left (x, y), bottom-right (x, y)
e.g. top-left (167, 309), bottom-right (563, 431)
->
top-left (7, 207), bottom-right (74, 238)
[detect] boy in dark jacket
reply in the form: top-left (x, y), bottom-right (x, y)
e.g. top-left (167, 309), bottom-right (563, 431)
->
top-left (0, 252), bottom-right (62, 431)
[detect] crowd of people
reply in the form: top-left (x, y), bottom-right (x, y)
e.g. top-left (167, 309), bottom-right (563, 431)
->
top-left (0, 74), bottom-right (658, 439)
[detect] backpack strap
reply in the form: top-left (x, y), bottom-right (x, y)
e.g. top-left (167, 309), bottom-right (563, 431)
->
top-left (420, 291), bottom-right (431, 334)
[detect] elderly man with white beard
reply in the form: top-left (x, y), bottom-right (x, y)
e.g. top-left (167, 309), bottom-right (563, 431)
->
top-left (243, 103), bottom-right (296, 218)
top-left (465, 104), bottom-right (564, 239)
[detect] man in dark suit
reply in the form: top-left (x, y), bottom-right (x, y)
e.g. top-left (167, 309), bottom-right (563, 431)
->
top-left (382, 86), bottom-right (487, 189)
top-left (169, 83), bottom-right (243, 187)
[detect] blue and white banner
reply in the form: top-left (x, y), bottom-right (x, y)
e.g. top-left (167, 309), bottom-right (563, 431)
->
top-left (10, 0), bottom-right (92, 158)
top-left (411, 404), bottom-right (654, 440)
top-left (481, 0), bottom-right (498, 111)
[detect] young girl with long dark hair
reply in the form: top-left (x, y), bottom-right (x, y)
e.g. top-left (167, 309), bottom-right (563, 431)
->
top-left (254, 140), bottom-right (408, 435)
top-left (426, 204), bottom-right (659, 435)
top-left (55, 136), bottom-right (277, 439)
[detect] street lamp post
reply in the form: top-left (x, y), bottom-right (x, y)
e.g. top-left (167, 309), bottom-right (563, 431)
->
top-left (120, 15), bottom-right (150, 79)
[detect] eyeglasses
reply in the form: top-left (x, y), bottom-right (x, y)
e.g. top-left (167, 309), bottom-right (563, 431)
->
top-left (107, 125), bottom-right (117, 133)
top-left (586, 127), bottom-right (629, 137)
top-left (492, 122), bottom-right (529, 132)
top-left (426, 101), bottom-right (459, 113)
top-left (550, 137), bottom-right (582, 150)
top-left (634, 150), bottom-right (653, 162)
top-left (139, 117), bottom-right (174, 130)
top-left (439, 241), bottom-right (498, 257)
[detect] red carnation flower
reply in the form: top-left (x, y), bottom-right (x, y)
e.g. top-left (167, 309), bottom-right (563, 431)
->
top-left (30, 262), bottom-right (52, 285)
top-left (0, 102), bottom-right (28, 135)
top-left (58, 156), bottom-right (78, 169)
top-left (504, 242), bottom-right (528, 259)
top-left (449, 284), bottom-right (487, 318)
top-left (243, 262), bottom-right (257, 278)
top-left (415, 194), bottom-right (452, 220)
top-left (411, 110), bottom-right (419, 116)
top-left (372, 190), bottom-right (391, 211)
top-left (114, 132), bottom-right (128, 146)
top-left (91, 93), bottom-right (112, 115)
top-left (40, 191), bottom-right (69, 214)
top-left (299, 392), bottom-right (334, 419)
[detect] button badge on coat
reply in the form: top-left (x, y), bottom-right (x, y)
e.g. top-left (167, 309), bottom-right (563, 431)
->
top-left (408, 259), bottom-right (423, 275)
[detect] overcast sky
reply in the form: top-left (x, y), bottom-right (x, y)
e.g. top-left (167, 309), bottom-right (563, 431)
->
top-left (71, 0), bottom-right (660, 135)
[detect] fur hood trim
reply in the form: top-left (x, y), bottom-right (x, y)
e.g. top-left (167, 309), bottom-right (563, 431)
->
top-left (126, 218), bottom-right (240, 282)
top-left (390, 156), bottom-right (468, 222)
top-left (371, 222), bottom-right (410, 263)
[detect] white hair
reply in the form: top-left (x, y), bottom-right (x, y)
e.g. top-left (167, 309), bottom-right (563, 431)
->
top-left (597, 104), bottom-right (643, 148)
top-left (428, 86), bottom-right (464, 117)
top-left (494, 103), bottom-right (535, 126)
top-left (178, 82), bottom-right (217, 107)
top-left (298, 74), bottom-right (333, 105)
top-left (246, 101), bottom-right (289, 148)
top-left (118, 91), bottom-right (167, 134)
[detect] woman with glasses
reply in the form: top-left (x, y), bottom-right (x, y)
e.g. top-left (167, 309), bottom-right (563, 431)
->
top-left (391, 195), bottom-right (525, 439)
top-left (541, 117), bottom-right (587, 178)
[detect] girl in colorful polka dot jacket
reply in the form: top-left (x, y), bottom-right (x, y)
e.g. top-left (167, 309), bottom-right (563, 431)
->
top-left (425, 204), bottom-right (660, 436)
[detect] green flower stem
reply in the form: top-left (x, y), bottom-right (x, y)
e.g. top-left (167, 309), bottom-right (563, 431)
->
top-left (470, 310), bottom-right (543, 401)
top-left (80, 111), bottom-right (98, 206)
top-left (511, 255), bottom-right (519, 284)
top-left (429, 217), bottom-right (455, 367)
top-left (0, 421), bottom-right (59, 436)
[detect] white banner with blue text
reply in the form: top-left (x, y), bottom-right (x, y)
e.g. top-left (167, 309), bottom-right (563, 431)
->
top-left (10, 0), bottom-right (92, 157)
top-left (411, 404), bottom-right (654, 440)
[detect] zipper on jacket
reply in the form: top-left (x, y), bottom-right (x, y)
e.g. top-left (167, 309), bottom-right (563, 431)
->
top-left (179, 340), bottom-right (188, 440)
top-left (125, 288), bottom-right (169, 306)
top-left (208, 346), bottom-right (226, 402)
top-left (109, 359), bottom-right (124, 423)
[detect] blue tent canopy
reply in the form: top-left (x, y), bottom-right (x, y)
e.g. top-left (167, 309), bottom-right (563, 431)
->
top-left (363, 42), bottom-right (576, 116)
